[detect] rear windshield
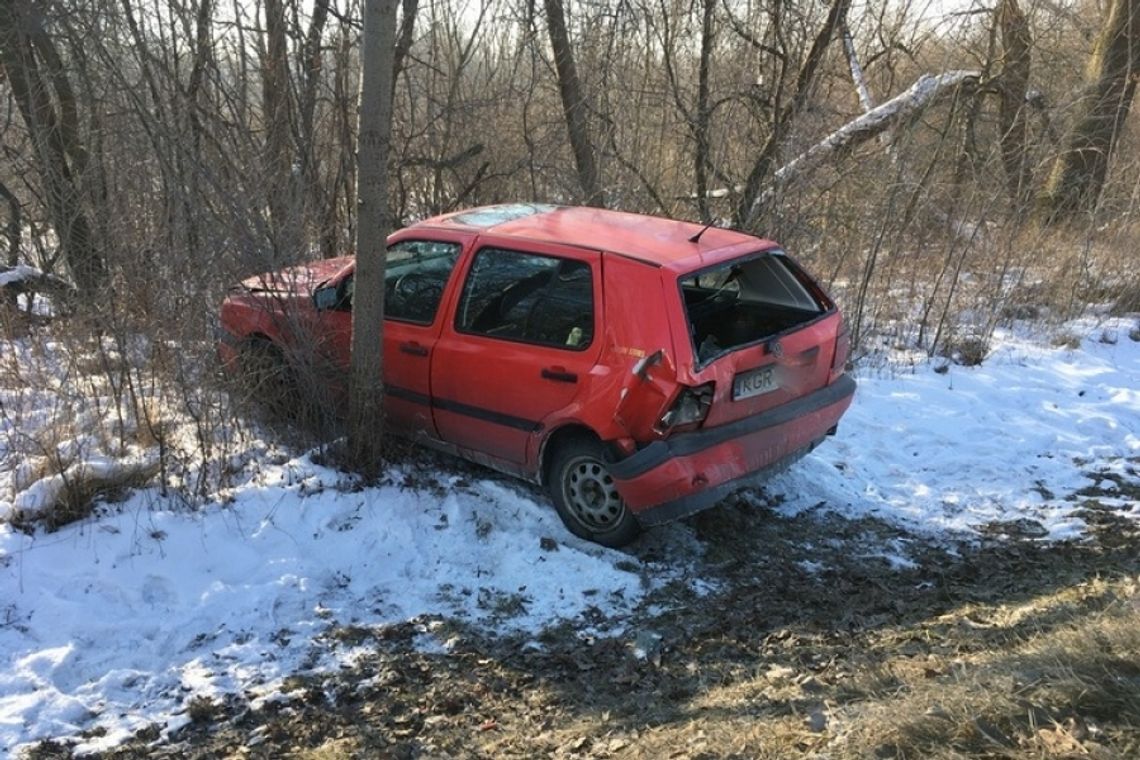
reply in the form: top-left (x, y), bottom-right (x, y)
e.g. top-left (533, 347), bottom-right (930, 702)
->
top-left (680, 251), bottom-right (826, 365)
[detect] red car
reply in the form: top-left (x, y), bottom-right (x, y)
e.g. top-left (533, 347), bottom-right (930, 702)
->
top-left (218, 204), bottom-right (855, 546)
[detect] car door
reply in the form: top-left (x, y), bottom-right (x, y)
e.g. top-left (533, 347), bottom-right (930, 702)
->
top-left (380, 235), bottom-right (469, 435)
top-left (430, 237), bottom-right (603, 467)
top-left (314, 232), bottom-right (469, 436)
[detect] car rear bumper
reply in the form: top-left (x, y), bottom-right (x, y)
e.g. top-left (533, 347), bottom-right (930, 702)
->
top-left (608, 374), bottom-right (856, 526)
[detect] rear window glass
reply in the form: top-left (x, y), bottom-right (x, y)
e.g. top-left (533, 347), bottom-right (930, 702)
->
top-left (680, 252), bottom-right (825, 365)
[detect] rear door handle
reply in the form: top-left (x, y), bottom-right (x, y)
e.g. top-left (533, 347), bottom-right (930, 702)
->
top-left (400, 341), bottom-right (429, 357)
top-left (541, 367), bottom-right (578, 383)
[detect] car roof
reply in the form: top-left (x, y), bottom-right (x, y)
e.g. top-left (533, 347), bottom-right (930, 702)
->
top-left (408, 204), bottom-right (778, 270)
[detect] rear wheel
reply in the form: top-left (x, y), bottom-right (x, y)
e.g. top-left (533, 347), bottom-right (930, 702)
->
top-left (548, 438), bottom-right (640, 547)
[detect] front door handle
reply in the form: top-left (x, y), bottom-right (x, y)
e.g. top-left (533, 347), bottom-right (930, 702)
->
top-left (541, 367), bottom-right (578, 383)
top-left (400, 341), bottom-right (429, 357)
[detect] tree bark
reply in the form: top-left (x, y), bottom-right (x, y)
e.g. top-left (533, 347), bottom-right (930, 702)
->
top-left (694, 0), bottom-right (715, 223)
top-left (348, 0), bottom-right (399, 474)
top-left (0, 180), bottom-right (20, 268)
top-left (997, 0), bottom-right (1032, 208)
top-left (544, 0), bottom-right (605, 207)
top-left (1043, 0), bottom-right (1140, 220)
top-left (263, 0), bottom-right (298, 259)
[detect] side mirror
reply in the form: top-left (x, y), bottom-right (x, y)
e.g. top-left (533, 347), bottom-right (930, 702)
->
top-left (313, 285), bottom-right (340, 311)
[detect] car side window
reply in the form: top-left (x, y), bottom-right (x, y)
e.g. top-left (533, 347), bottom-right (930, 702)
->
top-left (456, 248), bottom-right (594, 350)
top-left (379, 240), bottom-right (462, 323)
top-left (333, 240), bottom-right (461, 323)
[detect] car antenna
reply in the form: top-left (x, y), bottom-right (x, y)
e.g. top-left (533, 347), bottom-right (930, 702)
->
top-left (688, 219), bottom-right (717, 244)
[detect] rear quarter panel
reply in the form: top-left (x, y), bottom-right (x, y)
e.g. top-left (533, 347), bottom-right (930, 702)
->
top-left (538, 253), bottom-right (679, 445)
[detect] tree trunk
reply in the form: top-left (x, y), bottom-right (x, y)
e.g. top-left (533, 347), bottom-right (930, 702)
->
top-left (184, 0), bottom-right (214, 257)
top-left (0, 180), bottom-right (19, 268)
top-left (841, 22), bottom-right (874, 113)
top-left (544, 0), bottom-right (605, 207)
top-left (297, 0), bottom-right (332, 257)
top-left (1043, 0), bottom-right (1140, 220)
top-left (393, 0), bottom-right (419, 100)
top-left (0, 178), bottom-right (19, 314)
top-left (998, 0), bottom-right (1032, 209)
top-left (348, 0), bottom-right (399, 475)
top-left (694, 0), bottom-right (715, 223)
top-left (0, 0), bottom-right (107, 298)
top-left (263, 0), bottom-right (298, 260)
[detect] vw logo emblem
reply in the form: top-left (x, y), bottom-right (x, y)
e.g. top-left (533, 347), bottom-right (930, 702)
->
top-left (769, 340), bottom-right (783, 358)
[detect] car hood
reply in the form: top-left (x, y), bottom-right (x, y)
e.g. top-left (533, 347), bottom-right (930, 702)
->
top-left (239, 256), bottom-right (353, 296)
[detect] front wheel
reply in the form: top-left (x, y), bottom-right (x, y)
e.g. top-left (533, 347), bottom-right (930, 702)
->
top-left (547, 438), bottom-right (640, 547)
top-left (239, 339), bottom-right (297, 415)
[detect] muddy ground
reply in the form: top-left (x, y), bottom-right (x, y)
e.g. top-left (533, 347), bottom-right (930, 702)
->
top-left (23, 462), bottom-right (1140, 760)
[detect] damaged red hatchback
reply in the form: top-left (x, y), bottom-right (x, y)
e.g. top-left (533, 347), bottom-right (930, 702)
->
top-left (218, 204), bottom-right (855, 546)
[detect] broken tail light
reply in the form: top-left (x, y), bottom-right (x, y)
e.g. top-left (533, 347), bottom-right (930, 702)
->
top-left (830, 316), bottom-right (851, 383)
top-left (657, 382), bottom-right (715, 433)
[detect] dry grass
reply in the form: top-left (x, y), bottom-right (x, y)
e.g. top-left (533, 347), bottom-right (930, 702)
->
top-left (8, 459), bottom-right (162, 532)
top-left (527, 578), bottom-right (1140, 759)
top-left (832, 580), bottom-right (1140, 758)
top-left (0, 320), bottom-right (269, 531)
top-left (817, 211), bottom-right (1140, 364)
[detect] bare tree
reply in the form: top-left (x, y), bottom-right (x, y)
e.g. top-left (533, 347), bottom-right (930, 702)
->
top-left (395, 0), bottom-right (490, 217)
top-left (753, 71), bottom-right (981, 209)
top-left (734, 0), bottom-right (851, 230)
top-left (0, 179), bottom-right (19, 268)
top-left (693, 0), bottom-right (714, 222)
top-left (296, 0), bottom-right (332, 256)
top-left (997, 0), bottom-right (1032, 209)
top-left (1043, 0), bottom-right (1140, 220)
top-left (544, 0), bottom-right (605, 207)
top-left (0, 0), bottom-right (107, 298)
top-left (263, 0), bottom-right (298, 259)
top-left (348, 0), bottom-right (400, 473)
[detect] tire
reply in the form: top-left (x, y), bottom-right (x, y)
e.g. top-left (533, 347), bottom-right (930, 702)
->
top-left (239, 339), bottom-right (297, 415)
top-left (547, 437), bottom-right (640, 547)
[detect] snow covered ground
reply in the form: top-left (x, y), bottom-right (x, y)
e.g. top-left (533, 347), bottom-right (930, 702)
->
top-left (768, 317), bottom-right (1140, 538)
top-left (1, 317), bottom-right (1138, 754)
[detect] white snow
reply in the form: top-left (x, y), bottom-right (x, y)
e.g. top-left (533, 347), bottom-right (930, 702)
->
top-left (0, 266), bottom-right (42, 288)
top-left (2, 316), bottom-right (1139, 753)
top-left (766, 318), bottom-right (1140, 535)
top-left (0, 461), bottom-right (647, 753)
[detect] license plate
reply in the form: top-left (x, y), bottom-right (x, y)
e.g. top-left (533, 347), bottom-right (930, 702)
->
top-left (732, 365), bottom-right (778, 400)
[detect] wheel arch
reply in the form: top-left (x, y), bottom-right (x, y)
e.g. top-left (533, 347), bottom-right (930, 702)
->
top-left (538, 423), bottom-right (603, 487)
top-left (244, 331), bottom-right (278, 349)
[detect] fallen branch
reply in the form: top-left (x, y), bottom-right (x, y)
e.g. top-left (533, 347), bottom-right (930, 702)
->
top-left (743, 70), bottom-right (980, 227)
